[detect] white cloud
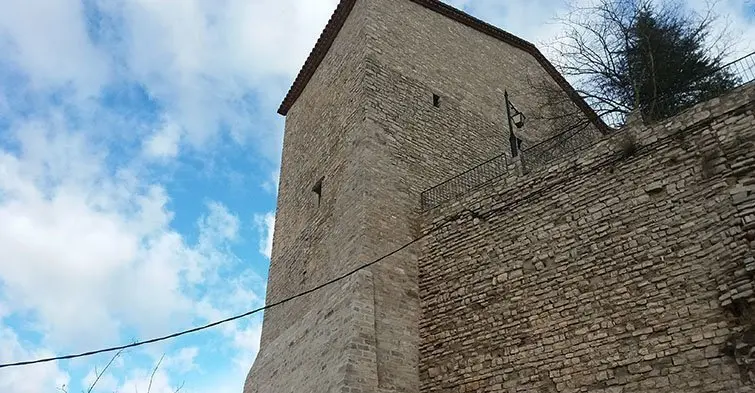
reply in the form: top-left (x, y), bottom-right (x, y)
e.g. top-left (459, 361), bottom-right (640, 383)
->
top-left (167, 347), bottom-right (199, 374)
top-left (192, 291), bottom-right (264, 374)
top-left (0, 113), bottom-right (265, 392)
top-left (447, 0), bottom-right (572, 49)
top-left (253, 212), bottom-right (275, 259)
top-left (0, 0), bottom-right (327, 392)
top-left (116, 366), bottom-right (177, 393)
top-left (200, 202), bottom-right (240, 245)
top-left (261, 170), bottom-right (280, 195)
top-left (113, 358), bottom-right (250, 393)
top-left (0, 0), bottom-right (340, 159)
top-left (88, 0), bottom-right (340, 157)
top-left (144, 119), bottom-right (183, 159)
top-left (0, 327), bottom-right (70, 393)
top-left (0, 0), bottom-right (110, 98)
top-left (0, 117), bottom-right (243, 351)
top-left (230, 322), bottom-right (263, 372)
top-left (447, 0), bottom-right (755, 64)
top-left (686, 0), bottom-right (755, 58)
top-left (0, 301), bottom-right (9, 320)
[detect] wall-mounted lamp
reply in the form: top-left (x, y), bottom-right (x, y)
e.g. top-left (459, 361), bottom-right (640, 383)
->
top-left (504, 91), bottom-right (526, 157)
top-left (511, 110), bottom-right (525, 128)
top-left (506, 93), bottom-right (526, 129)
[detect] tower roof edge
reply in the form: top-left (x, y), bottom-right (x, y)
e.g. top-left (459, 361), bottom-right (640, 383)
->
top-left (276, 0), bottom-right (609, 134)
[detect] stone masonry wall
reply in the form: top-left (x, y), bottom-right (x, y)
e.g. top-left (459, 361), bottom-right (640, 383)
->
top-left (246, 270), bottom-right (378, 393)
top-left (355, 0), bottom-right (608, 389)
top-left (245, 0), bottom-right (377, 392)
top-left (247, 1), bottom-right (618, 392)
top-left (368, 0), bottom-right (601, 144)
top-left (259, 0), bottom-right (366, 345)
top-left (419, 83), bottom-right (755, 393)
top-left (360, 55), bottom-right (511, 393)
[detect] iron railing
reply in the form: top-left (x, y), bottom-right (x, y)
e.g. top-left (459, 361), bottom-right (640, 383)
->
top-left (724, 51), bottom-right (755, 84)
top-left (518, 123), bottom-right (599, 173)
top-left (420, 153), bottom-right (509, 210)
top-left (419, 51), bottom-right (755, 210)
top-left (599, 51), bottom-right (755, 127)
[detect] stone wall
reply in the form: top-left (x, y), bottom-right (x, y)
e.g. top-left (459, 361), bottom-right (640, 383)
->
top-left (245, 0), bottom-right (373, 391)
top-left (259, 0), bottom-right (367, 345)
top-left (246, 0), bottom-right (617, 392)
top-left (368, 0), bottom-right (601, 144)
top-left (358, 1), bottom-right (606, 388)
top-left (360, 56), bottom-right (511, 392)
top-left (419, 83), bottom-right (755, 393)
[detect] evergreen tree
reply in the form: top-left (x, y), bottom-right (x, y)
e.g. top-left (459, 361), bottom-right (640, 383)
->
top-left (624, 4), bottom-right (740, 121)
top-left (546, 0), bottom-right (741, 127)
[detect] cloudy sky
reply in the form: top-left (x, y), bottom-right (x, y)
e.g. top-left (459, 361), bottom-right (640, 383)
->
top-left (0, 0), bottom-right (752, 392)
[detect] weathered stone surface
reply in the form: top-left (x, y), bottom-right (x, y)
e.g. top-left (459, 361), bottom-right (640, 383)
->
top-left (244, 0), bottom-right (755, 391)
top-left (419, 82), bottom-right (755, 393)
top-left (245, 0), bottom-right (597, 392)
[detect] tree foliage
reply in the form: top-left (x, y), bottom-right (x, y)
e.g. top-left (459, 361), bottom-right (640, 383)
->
top-left (624, 2), bottom-right (739, 121)
top-left (543, 0), bottom-right (740, 128)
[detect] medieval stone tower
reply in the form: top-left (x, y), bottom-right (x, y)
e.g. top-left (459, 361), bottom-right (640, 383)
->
top-left (244, 1), bottom-right (602, 392)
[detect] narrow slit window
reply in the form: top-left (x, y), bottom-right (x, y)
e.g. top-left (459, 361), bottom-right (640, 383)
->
top-left (433, 94), bottom-right (440, 107)
top-left (312, 176), bottom-right (324, 207)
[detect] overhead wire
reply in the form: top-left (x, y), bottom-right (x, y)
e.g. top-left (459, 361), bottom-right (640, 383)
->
top-left (0, 118), bottom-right (659, 370)
top-left (0, 233), bottom-right (425, 369)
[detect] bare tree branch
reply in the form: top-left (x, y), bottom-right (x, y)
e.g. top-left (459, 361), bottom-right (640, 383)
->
top-left (146, 354), bottom-right (165, 393)
top-left (542, 0), bottom-right (739, 127)
top-left (87, 349), bottom-right (124, 393)
top-left (173, 380), bottom-right (186, 393)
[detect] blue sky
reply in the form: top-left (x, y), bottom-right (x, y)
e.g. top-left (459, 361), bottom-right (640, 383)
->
top-left (0, 1), bottom-right (752, 393)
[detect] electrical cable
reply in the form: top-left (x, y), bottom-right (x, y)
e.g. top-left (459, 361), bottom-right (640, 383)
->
top-left (0, 235), bottom-right (425, 369)
top-left (0, 115), bottom-right (683, 370)
top-left (0, 148), bottom-right (614, 370)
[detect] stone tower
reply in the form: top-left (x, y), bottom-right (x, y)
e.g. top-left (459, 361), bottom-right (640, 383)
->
top-left (244, 1), bottom-right (604, 392)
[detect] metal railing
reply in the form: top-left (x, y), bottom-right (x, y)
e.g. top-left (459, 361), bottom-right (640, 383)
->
top-left (419, 51), bottom-right (755, 210)
top-left (600, 51), bottom-right (755, 127)
top-left (522, 52), bottom-right (755, 173)
top-left (519, 123), bottom-right (599, 173)
top-left (724, 51), bottom-right (755, 84)
top-left (420, 153), bottom-right (509, 210)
